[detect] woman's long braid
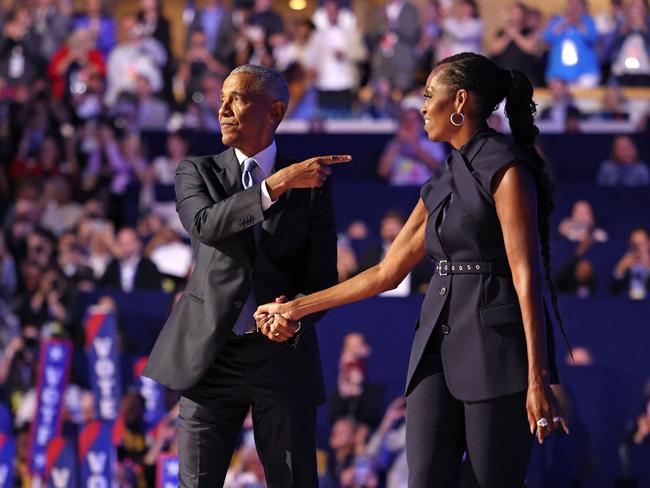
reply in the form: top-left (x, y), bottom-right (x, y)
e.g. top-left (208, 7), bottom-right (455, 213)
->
top-left (503, 69), bottom-right (572, 354)
top-left (436, 53), bottom-right (571, 353)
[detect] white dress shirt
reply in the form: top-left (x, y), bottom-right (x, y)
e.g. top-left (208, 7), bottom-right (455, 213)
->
top-left (119, 255), bottom-right (141, 293)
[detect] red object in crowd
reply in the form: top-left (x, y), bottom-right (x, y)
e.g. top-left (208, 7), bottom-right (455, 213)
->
top-left (47, 46), bottom-right (106, 101)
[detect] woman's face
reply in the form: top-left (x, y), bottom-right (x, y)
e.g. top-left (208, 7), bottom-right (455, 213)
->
top-left (421, 69), bottom-right (458, 143)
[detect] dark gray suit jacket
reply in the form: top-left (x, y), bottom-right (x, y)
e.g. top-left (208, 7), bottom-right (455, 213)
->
top-left (143, 148), bottom-right (338, 404)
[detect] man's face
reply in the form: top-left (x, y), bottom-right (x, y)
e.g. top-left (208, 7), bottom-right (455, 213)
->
top-left (381, 217), bottom-right (404, 244)
top-left (219, 73), bottom-right (280, 154)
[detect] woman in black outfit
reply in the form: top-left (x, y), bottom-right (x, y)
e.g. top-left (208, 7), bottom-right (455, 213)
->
top-left (255, 52), bottom-right (569, 487)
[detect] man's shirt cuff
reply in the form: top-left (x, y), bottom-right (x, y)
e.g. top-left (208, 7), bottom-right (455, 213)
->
top-left (261, 180), bottom-right (277, 211)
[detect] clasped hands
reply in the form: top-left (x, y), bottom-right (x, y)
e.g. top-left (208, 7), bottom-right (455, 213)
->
top-left (253, 296), bottom-right (299, 343)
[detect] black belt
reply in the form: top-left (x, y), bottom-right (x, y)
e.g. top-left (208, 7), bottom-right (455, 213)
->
top-left (436, 260), bottom-right (510, 276)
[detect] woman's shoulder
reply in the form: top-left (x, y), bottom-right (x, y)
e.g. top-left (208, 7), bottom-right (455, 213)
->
top-left (474, 131), bottom-right (532, 170)
top-left (471, 131), bottom-right (540, 192)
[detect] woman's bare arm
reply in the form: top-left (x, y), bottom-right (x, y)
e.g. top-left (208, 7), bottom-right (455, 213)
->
top-left (256, 198), bottom-right (429, 321)
top-left (494, 163), bottom-right (568, 441)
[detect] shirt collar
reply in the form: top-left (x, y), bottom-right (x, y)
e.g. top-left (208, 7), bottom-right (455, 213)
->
top-left (234, 140), bottom-right (277, 176)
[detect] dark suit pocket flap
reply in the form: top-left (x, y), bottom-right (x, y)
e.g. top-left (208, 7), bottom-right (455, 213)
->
top-left (479, 302), bottom-right (522, 327)
top-left (181, 292), bottom-right (204, 304)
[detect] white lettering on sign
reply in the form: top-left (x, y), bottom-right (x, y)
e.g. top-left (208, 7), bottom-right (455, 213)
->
top-left (92, 337), bottom-right (118, 419)
top-left (51, 467), bottom-right (70, 487)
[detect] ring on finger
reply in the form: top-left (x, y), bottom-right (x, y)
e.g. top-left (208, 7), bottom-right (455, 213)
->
top-left (536, 417), bottom-right (548, 428)
top-left (552, 416), bottom-right (563, 423)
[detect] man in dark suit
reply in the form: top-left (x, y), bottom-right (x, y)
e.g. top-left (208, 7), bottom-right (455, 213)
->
top-left (99, 227), bottom-right (162, 291)
top-left (143, 64), bottom-right (347, 487)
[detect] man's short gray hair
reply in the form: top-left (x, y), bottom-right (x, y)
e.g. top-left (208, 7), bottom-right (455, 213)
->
top-left (231, 64), bottom-right (289, 106)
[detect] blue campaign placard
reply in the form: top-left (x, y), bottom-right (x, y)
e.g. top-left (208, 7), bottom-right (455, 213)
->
top-left (84, 310), bottom-right (122, 421)
top-left (27, 339), bottom-right (72, 477)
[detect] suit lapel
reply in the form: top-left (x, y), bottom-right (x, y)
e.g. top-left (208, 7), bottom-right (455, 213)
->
top-left (211, 148), bottom-right (243, 197)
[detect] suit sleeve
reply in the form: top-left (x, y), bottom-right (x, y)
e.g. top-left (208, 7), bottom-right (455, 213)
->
top-left (175, 158), bottom-right (266, 247)
top-left (296, 179), bottom-right (339, 335)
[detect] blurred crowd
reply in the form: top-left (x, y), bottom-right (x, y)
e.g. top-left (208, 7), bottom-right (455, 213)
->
top-left (1, 0), bottom-right (650, 486)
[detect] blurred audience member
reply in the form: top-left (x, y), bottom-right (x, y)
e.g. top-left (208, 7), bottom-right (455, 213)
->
top-left (134, 73), bottom-right (169, 130)
top-left (365, 397), bottom-right (407, 488)
top-left (556, 234), bottom-right (597, 298)
top-left (99, 227), bottom-right (162, 292)
top-left (10, 134), bottom-right (71, 182)
top-left (32, 0), bottom-right (70, 62)
top-left (145, 228), bottom-right (192, 290)
top-left (323, 417), bottom-right (358, 488)
top-left (377, 108), bottom-right (445, 186)
top-left (358, 210), bottom-right (434, 296)
top-left (369, 0), bottom-right (421, 92)
top-left (0, 234), bottom-right (17, 301)
top-left (56, 231), bottom-right (95, 291)
top-left (596, 135), bottom-right (649, 186)
top-left (141, 132), bottom-right (188, 232)
top-left (0, 325), bottom-right (40, 412)
top-left (610, 0), bottom-right (650, 86)
top-left (249, 0), bottom-right (285, 47)
top-left (311, 0), bottom-right (367, 117)
top-left (115, 391), bottom-right (148, 487)
top-left (539, 79), bottom-right (583, 128)
top-left (337, 236), bottom-right (360, 282)
top-left (16, 263), bottom-right (71, 330)
top-left (437, 0), bottom-right (484, 62)
top-left (623, 377), bottom-right (650, 445)
top-left (594, 0), bottom-right (627, 61)
top-left (274, 20), bottom-right (319, 120)
top-left (82, 127), bottom-right (148, 223)
top-left (105, 14), bottom-right (166, 106)
top-left (175, 29), bottom-right (227, 107)
top-left (186, 0), bottom-right (236, 67)
top-left (415, 0), bottom-right (442, 84)
top-left (39, 176), bottom-right (83, 236)
top-left (72, 0), bottom-right (117, 56)
top-left (358, 78), bottom-right (400, 120)
top-left (489, 2), bottom-right (542, 86)
top-left (0, 6), bottom-right (43, 86)
top-left (329, 332), bottom-right (384, 430)
top-left (610, 227), bottom-right (650, 299)
top-left (558, 200), bottom-right (608, 243)
top-left (590, 84), bottom-right (630, 120)
top-left (47, 27), bottom-right (106, 104)
top-left (137, 0), bottom-right (171, 59)
top-left (544, 0), bottom-right (601, 88)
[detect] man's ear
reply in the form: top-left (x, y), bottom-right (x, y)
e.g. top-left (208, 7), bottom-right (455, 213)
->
top-left (269, 100), bottom-right (286, 125)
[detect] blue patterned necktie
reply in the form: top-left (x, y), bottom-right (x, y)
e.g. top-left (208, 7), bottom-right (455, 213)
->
top-left (242, 158), bottom-right (258, 189)
top-left (232, 157), bottom-right (260, 336)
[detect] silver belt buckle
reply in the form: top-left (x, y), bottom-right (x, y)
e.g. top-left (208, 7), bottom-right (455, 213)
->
top-left (438, 260), bottom-right (448, 276)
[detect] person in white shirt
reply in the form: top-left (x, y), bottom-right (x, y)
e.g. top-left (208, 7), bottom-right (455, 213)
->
top-left (105, 14), bottom-right (167, 106)
top-left (309, 0), bottom-right (367, 117)
top-left (99, 227), bottom-right (162, 292)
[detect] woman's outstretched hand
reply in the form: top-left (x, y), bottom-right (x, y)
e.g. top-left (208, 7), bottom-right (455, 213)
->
top-left (527, 381), bottom-right (570, 444)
